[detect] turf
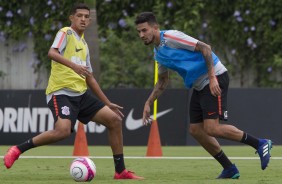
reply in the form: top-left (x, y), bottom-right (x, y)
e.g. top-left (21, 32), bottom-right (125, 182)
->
top-left (0, 145), bottom-right (281, 184)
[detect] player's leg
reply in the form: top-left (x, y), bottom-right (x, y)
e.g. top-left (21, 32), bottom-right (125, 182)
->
top-left (92, 106), bottom-right (123, 154)
top-left (189, 86), bottom-right (239, 179)
top-left (203, 119), bottom-right (244, 141)
top-left (201, 72), bottom-right (249, 142)
top-left (190, 123), bottom-right (221, 155)
top-left (32, 95), bottom-right (76, 146)
top-left (189, 123), bottom-right (240, 179)
top-left (32, 117), bottom-right (72, 145)
top-left (202, 72), bottom-right (272, 170)
top-left (4, 95), bottom-right (75, 169)
top-left (91, 106), bottom-right (143, 179)
top-left (78, 91), bottom-right (143, 179)
top-left (204, 118), bottom-right (272, 170)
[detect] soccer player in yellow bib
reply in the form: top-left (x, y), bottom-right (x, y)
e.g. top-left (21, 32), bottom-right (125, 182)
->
top-left (4, 3), bottom-right (143, 180)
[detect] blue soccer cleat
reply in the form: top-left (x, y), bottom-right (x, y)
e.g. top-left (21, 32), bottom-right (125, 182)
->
top-left (217, 164), bottom-right (240, 179)
top-left (256, 139), bottom-right (272, 170)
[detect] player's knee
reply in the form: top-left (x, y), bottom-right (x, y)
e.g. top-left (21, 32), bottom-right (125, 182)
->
top-left (204, 126), bottom-right (220, 137)
top-left (108, 115), bottom-right (122, 130)
top-left (61, 129), bottom-right (71, 138)
top-left (189, 125), bottom-right (200, 137)
top-left (53, 129), bottom-right (71, 140)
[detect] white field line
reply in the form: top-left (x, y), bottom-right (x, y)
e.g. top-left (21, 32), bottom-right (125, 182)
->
top-left (0, 156), bottom-right (282, 159)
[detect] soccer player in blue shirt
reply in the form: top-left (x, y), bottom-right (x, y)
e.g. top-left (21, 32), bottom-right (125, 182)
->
top-left (135, 12), bottom-right (272, 179)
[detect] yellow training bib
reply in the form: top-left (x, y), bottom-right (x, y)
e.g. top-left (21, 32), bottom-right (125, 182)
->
top-left (46, 27), bottom-right (88, 94)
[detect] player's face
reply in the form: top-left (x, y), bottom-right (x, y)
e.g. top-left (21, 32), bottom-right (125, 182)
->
top-left (136, 22), bottom-right (158, 45)
top-left (70, 9), bottom-right (90, 34)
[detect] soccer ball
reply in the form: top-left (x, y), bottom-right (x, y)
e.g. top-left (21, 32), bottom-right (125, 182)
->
top-left (70, 157), bottom-right (96, 182)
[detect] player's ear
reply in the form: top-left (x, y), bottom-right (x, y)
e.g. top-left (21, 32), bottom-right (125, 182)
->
top-left (153, 23), bottom-right (159, 30)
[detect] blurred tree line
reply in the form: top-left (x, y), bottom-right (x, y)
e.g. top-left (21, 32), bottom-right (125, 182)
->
top-left (0, 0), bottom-right (282, 88)
top-left (97, 0), bottom-right (282, 88)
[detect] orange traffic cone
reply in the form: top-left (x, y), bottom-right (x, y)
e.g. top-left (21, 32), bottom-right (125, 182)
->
top-left (73, 122), bottom-right (89, 156)
top-left (146, 120), bottom-right (162, 157)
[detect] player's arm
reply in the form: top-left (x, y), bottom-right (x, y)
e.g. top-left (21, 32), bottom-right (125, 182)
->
top-left (85, 75), bottom-right (110, 105)
top-left (143, 71), bottom-right (169, 125)
top-left (86, 74), bottom-right (124, 118)
top-left (84, 46), bottom-right (123, 117)
top-left (48, 48), bottom-right (90, 78)
top-left (48, 48), bottom-right (73, 68)
top-left (195, 41), bottom-right (221, 96)
top-left (165, 30), bottom-right (220, 96)
top-left (47, 31), bottom-right (90, 78)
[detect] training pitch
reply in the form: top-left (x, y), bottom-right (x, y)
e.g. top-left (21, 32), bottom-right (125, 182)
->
top-left (0, 145), bottom-right (281, 184)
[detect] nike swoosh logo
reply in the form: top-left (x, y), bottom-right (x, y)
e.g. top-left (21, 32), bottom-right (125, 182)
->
top-left (125, 108), bottom-right (173, 130)
top-left (75, 47), bottom-right (83, 52)
top-left (208, 112), bottom-right (216, 115)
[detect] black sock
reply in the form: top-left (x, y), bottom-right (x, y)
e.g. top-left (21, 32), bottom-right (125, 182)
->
top-left (213, 150), bottom-right (233, 169)
top-left (17, 138), bottom-right (36, 153)
top-left (113, 154), bottom-right (125, 174)
top-left (240, 132), bottom-right (259, 149)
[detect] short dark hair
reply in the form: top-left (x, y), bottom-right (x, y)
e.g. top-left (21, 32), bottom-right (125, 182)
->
top-left (135, 12), bottom-right (158, 25)
top-left (70, 3), bottom-right (90, 15)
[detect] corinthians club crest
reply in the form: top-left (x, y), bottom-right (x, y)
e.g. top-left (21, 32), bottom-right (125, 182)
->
top-left (61, 106), bottom-right (70, 116)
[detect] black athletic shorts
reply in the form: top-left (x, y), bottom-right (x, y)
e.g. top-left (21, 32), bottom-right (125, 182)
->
top-left (48, 90), bottom-right (105, 131)
top-left (189, 72), bottom-right (229, 123)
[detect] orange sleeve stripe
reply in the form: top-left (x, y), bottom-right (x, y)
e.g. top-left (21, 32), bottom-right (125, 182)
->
top-left (56, 32), bottom-right (66, 48)
top-left (164, 33), bottom-right (197, 47)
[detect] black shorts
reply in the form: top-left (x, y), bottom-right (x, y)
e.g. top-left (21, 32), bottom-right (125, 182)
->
top-left (48, 90), bottom-right (105, 130)
top-left (189, 72), bottom-right (229, 123)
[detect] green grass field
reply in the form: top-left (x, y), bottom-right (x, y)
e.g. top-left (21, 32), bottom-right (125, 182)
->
top-left (0, 145), bottom-right (281, 184)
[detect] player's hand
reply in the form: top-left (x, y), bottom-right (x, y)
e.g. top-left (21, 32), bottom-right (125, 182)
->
top-left (209, 77), bottom-right (221, 96)
top-left (72, 64), bottom-right (91, 78)
top-left (143, 102), bottom-right (152, 126)
top-left (108, 103), bottom-right (124, 118)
